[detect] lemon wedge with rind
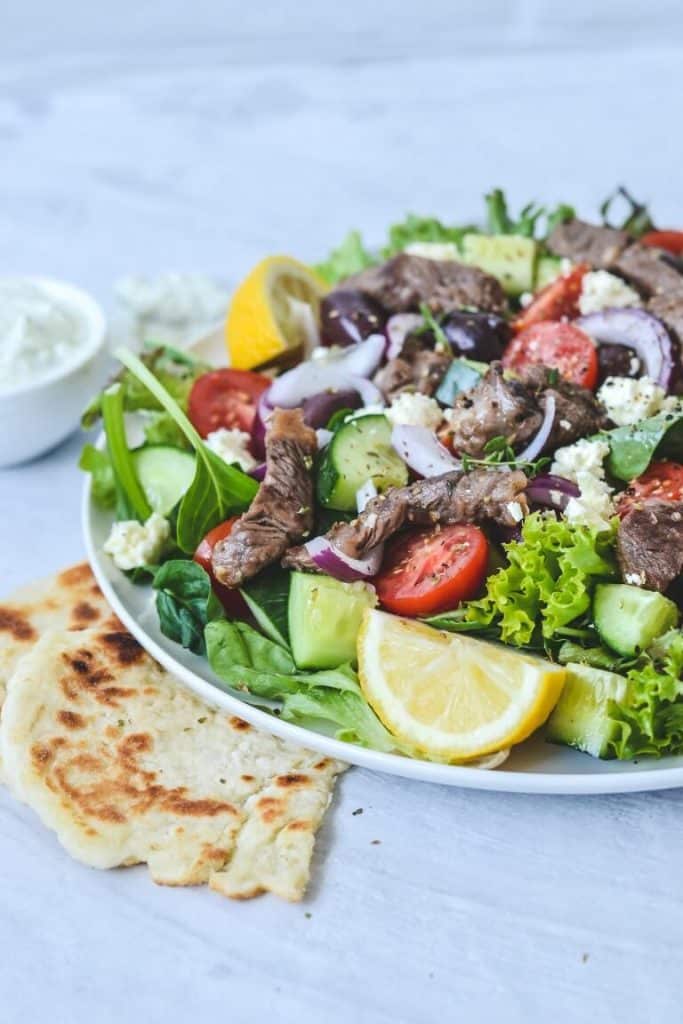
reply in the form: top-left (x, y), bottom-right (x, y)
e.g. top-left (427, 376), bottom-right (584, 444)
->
top-left (357, 610), bottom-right (566, 762)
top-left (226, 256), bottom-right (327, 370)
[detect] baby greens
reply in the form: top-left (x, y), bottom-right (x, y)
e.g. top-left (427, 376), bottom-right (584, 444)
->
top-left (604, 406), bottom-right (683, 482)
top-left (153, 560), bottom-right (223, 656)
top-left (101, 384), bottom-right (152, 522)
top-left (114, 348), bottom-right (258, 551)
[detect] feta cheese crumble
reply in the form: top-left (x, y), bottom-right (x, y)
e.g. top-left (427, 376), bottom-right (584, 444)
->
top-left (205, 428), bottom-right (257, 472)
top-left (386, 392), bottom-right (443, 431)
top-left (104, 513), bottom-right (170, 571)
top-left (551, 437), bottom-right (615, 532)
top-left (403, 242), bottom-right (459, 261)
top-left (597, 375), bottom-right (671, 427)
top-left (578, 270), bottom-right (642, 316)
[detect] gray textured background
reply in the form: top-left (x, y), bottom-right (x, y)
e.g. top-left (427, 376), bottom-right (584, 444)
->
top-left (2, 5), bottom-right (683, 1023)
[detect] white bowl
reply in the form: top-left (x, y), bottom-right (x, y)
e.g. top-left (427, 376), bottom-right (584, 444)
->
top-left (0, 278), bottom-right (107, 467)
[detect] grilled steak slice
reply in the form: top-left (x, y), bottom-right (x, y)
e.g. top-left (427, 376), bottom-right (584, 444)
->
top-left (344, 254), bottom-right (507, 315)
top-left (374, 345), bottom-right (451, 401)
top-left (546, 218), bottom-right (630, 268)
top-left (443, 362), bottom-right (542, 457)
top-left (521, 365), bottom-right (612, 449)
top-left (617, 500), bottom-right (683, 592)
top-left (613, 244), bottom-right (683, 297)
top-left (283, 468), bottom-right (528, 569)
top-left (212, 408), bottom-right (317, 588)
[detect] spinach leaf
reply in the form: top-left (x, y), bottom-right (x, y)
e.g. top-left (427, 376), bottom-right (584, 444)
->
top-left (153, 560), bottom-right (223, 656)
top-left (115, 348), bottom-right (258, 551)
top-left (205, 619), bottom-right (360, 700)
top-left (240, 566), bottom-right (291, 648)
top-left (100, 384), bottom-right (152, 522)
top-left (604, 408), bottom-right (683, 481)
top-left (79, 443), bottom-right (116, 507)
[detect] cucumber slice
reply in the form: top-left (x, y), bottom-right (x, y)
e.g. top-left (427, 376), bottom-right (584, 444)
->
top-left (461, 233), bottom-right (537, 296)
top-left (535, 255), bottom-right (565, 290)
top-left (546, 662), bottom-right (628, 759)
top-left (317, 414), bottom-right (408, 512)
top-left (288, 572), bottom-right (377, 669)
top-left (132, 445), bottom-right (196, 516)
top-left (593, 583), bottom-right (678, 656)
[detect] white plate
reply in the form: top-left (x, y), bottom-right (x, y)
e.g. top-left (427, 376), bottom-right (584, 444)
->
top-left (82, 330), bottom-right (683, 794)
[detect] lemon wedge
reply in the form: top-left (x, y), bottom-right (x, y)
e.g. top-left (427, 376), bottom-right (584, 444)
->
top-left (358, 610), bottom-right (566, 762)
top-left (226, 256), bottom-right (327, 369)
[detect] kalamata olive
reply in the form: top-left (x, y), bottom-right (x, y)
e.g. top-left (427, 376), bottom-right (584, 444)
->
top-left (441, 310), bottom-right (510, 362)
top-left (597, 343), bottom-right (641, 384)
top-left (302, 389), bottom-right (362, 429)
top-left (321, 289), bottom-right (387, 347)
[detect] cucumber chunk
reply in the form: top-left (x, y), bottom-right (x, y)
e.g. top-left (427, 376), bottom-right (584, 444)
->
top-left (461, 233), bottom-right (537, 296)
top-left (288, 572), bottom-right (377, 669)
top-left (132, 445), bottom-right (196, 516)
top-left (435, 357), bottom-right (487, 406)
top-left (546, 662), bottom-right (628, 759)
top-left (535, 255), bottom-right (565, 290)
top-left (593, 583), bottom-right (678, 656)
top-left (317, 414), bottom-right (408, 512)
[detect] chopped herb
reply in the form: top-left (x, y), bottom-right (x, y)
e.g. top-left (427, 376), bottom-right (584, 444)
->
top-left (418, 302), bottom-right (449, 351)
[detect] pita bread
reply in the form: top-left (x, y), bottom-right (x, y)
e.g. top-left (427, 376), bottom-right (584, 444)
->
top-left (0, 563), bottom-right (120, 708)
top-left (1, 626), bottom-right (343, 901)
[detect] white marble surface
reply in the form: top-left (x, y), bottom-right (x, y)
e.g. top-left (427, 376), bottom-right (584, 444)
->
top-left (2, 11), bottom-right (683, 1022)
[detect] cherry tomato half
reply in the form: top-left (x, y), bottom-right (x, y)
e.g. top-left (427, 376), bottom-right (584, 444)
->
top-left (188, 368), bottom-right (270, 438)
top-left (513, 264), bottom-right (588, 334)
top-left (641, 230), bottom-right (683, 256)
top-left (194, 517), bottom-right (249, 618)
top-left (617, 461), bottom-right (683, 517)
top-left (374, 524), bottom-right (489, 617)
top-left (502, 320), bottom-right (598, 390)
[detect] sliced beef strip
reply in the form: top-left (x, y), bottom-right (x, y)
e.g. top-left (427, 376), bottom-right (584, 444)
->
top-left (283, 468), bottom-right (528, 571)
top-left (520, 365), bottom-right (612, 449)
top-left (648, 290), bottom-right (683, 343)
top-left (546, 219), bottom-right (631, 268)
top-left (442, 362), bottom-right (542, 458)
top-left (617, 499), bottom-right (683, 593)
top-left (212, 408), bottom-right (317, 588)
top-left (373, 344), bottom-right (451, 401)
top-left (612, 244), bottom-right (683, 297)
top-left (343, 253), bottom-right (507, 316)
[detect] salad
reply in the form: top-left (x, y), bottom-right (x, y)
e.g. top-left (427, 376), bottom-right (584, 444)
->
top-left (81, 187), bottom-right (683, 767)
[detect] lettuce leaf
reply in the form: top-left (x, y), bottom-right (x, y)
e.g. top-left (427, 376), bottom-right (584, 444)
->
top-left (463, 513), bottom-right (617, 647)
top-left (79, 443), bottom-right (116, 507)
top-left (603, 406), bottom-right (683, 482)
top-left (609, 630), bottom-right (683, 758)
top-left (381, 215), bottom-right (471, 258)
top-left (315, 230), bottom-right (375, 285)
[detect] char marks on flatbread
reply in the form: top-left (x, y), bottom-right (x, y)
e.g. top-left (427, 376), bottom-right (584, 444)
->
top-left (1, 627), bottom-right (343, 901)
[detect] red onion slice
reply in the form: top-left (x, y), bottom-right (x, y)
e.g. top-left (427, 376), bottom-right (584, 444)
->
top-left (576, 308), bottom-right (674, 391)
top-left (268, 335), bottom-right (385, 408)
top-left (385, 314), bottom-right (424, 360)
top-left (515, 394), bottom-right (556, 463)
top-left (391, 424), bottom-right (462, 477)
top-left (249, 462), bottom-right (267, 482)
top-left (304, 535), bottom-right (383, 582)
top-left (336, 333), bottom-right (386, 377)
top-left (526, 473), bottom-right (579, 511)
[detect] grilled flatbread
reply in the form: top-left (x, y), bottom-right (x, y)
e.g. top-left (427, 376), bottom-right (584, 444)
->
top-left (0, 563), bottom-right (120, 708)
top-left (1, 626), bottom-right (343, 901)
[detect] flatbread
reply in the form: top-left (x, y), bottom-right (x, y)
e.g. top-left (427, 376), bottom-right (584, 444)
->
top-left (1, 626), bottom-right (343, 901)
top-left (0, 563), bottom-right (120, 708)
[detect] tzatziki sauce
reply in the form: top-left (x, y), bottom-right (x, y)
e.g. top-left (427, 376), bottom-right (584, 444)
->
top-left (0, 278), bottom-right (91, 394)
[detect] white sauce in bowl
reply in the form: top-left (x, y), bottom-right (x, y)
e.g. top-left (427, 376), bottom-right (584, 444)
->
top-left (0, 278), bottom-right (95, 394)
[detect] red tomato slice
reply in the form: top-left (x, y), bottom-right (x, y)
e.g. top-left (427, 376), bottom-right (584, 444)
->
top-left (641, 230), bottom-right (683, 256)
top-left (374, 524), bottom-right (489, 617)
top-left (513, 263), bottom-right (589, 334)
top-left (188, 369), bottom-right (270, 438)
top-left (502, 320), bottom-right (598, 390)
top-left (617, 461), bottom-right (683, 517)
top-left (194, 517), bottom-right (249, 618)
